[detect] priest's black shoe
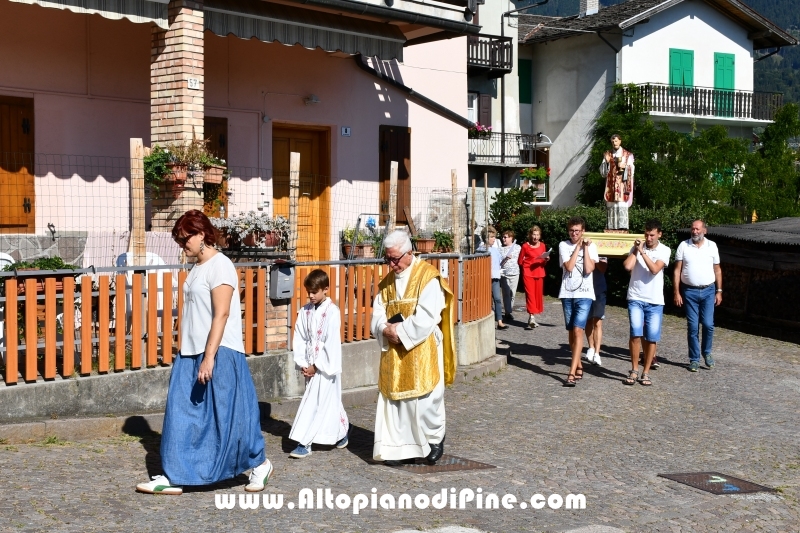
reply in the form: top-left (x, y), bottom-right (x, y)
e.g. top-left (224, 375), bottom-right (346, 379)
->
top-left (384, 458), bottom-right (416, 467)
top-left (426, 436), bottom-right (445, 464)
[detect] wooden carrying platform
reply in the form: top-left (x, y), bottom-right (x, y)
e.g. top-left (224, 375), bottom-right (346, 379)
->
top-left (584, 231), bottom-right (645, 258)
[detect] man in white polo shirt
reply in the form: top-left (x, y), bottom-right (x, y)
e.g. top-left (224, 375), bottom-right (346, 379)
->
top-left (673, 219), bottom-right (723, 372)
top-left (623, 219), bottom-right (670, 386)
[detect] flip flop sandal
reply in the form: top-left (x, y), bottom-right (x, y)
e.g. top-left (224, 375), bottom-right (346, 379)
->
top-left (564, 374), bottom-right (577, 387)
top-left (575, 368), bottom-right (584, 380)
top-left (624, 370), bottom-right (638, 386)
top-left (639, 373), bottom-right (652, 386)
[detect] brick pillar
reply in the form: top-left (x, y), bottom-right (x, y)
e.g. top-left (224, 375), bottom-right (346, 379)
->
top-left (149, 0), bottom-right (204, 231)
top-left (265, 299), bottom-right (289, 352)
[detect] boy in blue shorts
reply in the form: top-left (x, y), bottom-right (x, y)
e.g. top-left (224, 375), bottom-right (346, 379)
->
top-left (622, 219), bottom-right (670, 386)
top-left (558, 216), bottom-right (598, 387)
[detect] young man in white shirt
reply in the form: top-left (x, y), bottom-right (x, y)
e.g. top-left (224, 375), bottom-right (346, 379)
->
top-left (622, 219), bottom-right (670, 386)
top-left (558, 216), bottom-right (598, 387)
top-left (673, 219), bottom-right (723, 372)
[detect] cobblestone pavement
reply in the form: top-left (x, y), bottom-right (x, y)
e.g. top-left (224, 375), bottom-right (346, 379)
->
top-left (1, 296), bottom-right (798, 533)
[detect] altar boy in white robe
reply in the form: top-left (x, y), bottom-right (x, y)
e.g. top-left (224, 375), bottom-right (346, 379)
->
top-left (371, 230), bottom-right (456, 466)
top-left (288, 269), bottom-right (350, 458)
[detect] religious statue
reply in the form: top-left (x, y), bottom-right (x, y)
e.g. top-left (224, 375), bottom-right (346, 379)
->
top-left (599, 133), bottom-right (635, 231)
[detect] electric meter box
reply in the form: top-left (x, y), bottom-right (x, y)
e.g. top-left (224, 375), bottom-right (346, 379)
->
top-left (269, 263), bottom-right (295, 299)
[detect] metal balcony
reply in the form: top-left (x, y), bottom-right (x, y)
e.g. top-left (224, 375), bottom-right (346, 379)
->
top-left (621, 84), bottom-right (783, 122)
top-left (468, 132), bottom-right (547, 166)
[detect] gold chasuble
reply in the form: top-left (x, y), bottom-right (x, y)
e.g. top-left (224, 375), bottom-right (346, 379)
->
top-left (378, 261), bottom-right (456, 401)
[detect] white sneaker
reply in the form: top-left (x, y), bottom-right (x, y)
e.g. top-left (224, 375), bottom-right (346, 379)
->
top-left (136, 475), bottom-right (182, 495)
top-left (245, 460), bottom-right (273, 492)
top-left (593, 352), bottom-right (602, 367)
top-left (584, 348), bottom-right (595, 363)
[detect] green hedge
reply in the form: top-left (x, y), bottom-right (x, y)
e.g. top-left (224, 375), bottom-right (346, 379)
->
top-left (507, 204), bottom-right (741, 304)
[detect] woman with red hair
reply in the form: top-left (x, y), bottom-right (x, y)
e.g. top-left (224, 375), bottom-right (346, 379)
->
top-left (137, 210), bottom-right (272, 495)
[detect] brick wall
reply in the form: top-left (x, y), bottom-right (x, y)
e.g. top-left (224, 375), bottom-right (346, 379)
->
top-left (149, 0), bottom-right (205, 230)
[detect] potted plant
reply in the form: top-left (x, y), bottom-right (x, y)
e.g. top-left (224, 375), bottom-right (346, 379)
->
top-left (2, 256), bottom-right (78, 295)
top-left (200, 151), bottom-right (228, 185)
top-left (210, 212), bottom-right (286, 249)
top-left (520, 166), bottom-right (549, 182)
top-left (412, 230), bottom-right (436, 253)
top-left (468, 122), bottom-right (493, 139)
top-left (433, 230), bottom-right (455, 253)
top-left (341, 225), bottom-right (372, 258)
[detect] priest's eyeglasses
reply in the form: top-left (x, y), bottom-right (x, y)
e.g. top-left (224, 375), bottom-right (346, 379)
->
top-left (384, 252), bottom-right (408, 265)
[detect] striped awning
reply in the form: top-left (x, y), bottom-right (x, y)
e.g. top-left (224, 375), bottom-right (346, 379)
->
top-left (10, 0), bottom-right (169, 28)
top-left (204, 0), bottom-right (405, 60)
top-left (11, 0), bottom-right (405, 60)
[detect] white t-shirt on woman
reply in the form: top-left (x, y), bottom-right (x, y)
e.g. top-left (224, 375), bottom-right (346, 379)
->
top-left (180, 252), bottom-right (245, 355)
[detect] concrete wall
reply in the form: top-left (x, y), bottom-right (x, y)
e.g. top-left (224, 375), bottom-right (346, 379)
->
top-left (527, 33), bottom-right (617, 206)
top-left (620, 1), bottom-right (754, 91)
top-left (0, 313), bottom-right (495, 422)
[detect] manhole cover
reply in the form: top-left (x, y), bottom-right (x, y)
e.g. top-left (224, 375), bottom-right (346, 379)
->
top-left (384, 454), bottom-right (496, 474)
top-left (658, 472), bottom-right (775, 495)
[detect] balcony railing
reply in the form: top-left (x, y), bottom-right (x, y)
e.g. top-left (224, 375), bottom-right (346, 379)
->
top-left (621, 84), bottom-right (783, 121)
top-left (468, 132), bottom-right (539, 165)
top-left (467, 35), bottom-right (513, 77)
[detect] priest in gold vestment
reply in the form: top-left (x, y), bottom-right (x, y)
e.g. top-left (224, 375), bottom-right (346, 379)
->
top-left (371, 230), bottom-right (456, 466)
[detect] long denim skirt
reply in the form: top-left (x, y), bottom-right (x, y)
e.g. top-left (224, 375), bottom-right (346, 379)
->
top-left (160, 346), bottom-right (266, 485)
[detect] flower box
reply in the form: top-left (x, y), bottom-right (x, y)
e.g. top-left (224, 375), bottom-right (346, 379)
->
top-left (342, 244), bottom-right (374, 258)
top-left (414, 238), bottom-right (436, 254)
top-left (204, 165), bottom-right (225, 184)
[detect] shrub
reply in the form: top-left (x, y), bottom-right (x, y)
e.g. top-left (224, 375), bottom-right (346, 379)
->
top-left (510, 204), bottom-right (741, 304)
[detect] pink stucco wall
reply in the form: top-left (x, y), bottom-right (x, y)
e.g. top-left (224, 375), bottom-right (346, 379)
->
top-left (0, 0), bottom-right (469, 244)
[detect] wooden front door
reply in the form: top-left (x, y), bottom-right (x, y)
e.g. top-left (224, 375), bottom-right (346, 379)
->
top-left (203, 116), bottom-right (228, 218)
top-left (379, 125), bottom-right (410, 227)
top-left (0, 96), bottom-right (35, 233)
top-left (272, 126), bottom-right (330, 261)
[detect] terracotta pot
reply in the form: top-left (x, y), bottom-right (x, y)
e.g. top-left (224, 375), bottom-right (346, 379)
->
top-left (215, 230), bottom-right (230, 249)
top-left (263, 231), bottom-right (280, 248)
top-left (359, 244), bottom-right (375, 258)
top-left (166, 163), bottom-right (188, 182)
top-left (204, 165), bottom-right (225, 184)
top-left (15, 269), bottom-right (68, 295)
top-left (342, 244), bottom-right (373, 258)
top-left (415, 238), bottom-right (435, 254)
top-left (243, 232), bottom-right (263, 247)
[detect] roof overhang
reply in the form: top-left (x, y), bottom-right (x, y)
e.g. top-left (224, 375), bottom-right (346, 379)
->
top-left (205, 0), bottom-right (407, 60)
top-left (11, 0), bottom-right (480, 61)
top-left (519, 0), bottom-right (797, 49)
top-left (619, 0), bottom-right (797, 49)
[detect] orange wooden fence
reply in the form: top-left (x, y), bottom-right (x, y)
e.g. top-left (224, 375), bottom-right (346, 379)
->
top-left (0, 255), bottom-right (491, 385)
top-left (289, 255), bottom-right (491, 347)
top-left (0, 267), bottom-right (267, 385)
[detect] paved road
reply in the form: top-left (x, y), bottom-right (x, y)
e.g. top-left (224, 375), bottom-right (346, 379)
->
top-left (1, 296), bottom-right (798, 532)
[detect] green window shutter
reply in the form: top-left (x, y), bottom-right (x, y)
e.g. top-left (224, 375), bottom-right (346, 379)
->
top-left (669, 49), bottom-right (682, 86)
top-left (682, 50), bottom-right (694, 86)
top-left (518, 59), bottom-right (532, 104)
top-left (669, 48), bottom-right (694, 86)
top-left (714, 52), bottom-right (735, 90)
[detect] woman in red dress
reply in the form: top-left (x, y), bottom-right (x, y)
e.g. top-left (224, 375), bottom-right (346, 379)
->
top-left (517, 225), bottom-right (550, 329)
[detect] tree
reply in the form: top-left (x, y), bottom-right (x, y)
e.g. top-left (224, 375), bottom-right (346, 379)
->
top-left (733, 103), bottom-right (800, 219)
top-left (579, 85), bottom-right (749, 214)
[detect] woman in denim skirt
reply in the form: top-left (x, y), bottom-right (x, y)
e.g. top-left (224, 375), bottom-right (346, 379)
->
top-left (136, 210), bottom-right (273, 495)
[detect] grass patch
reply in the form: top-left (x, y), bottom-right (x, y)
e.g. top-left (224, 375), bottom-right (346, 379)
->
top-left (40, 435), bottom-right (68, 446)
